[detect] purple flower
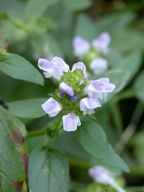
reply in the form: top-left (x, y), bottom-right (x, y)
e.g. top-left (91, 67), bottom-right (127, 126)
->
top-left (92, 32), bottom-right (111, 54)
top-left (89, 166), bottom-right (113, 183)
top-left (73, 36), bottom-right (90, 56)
top-left (85, 78), bottom-right (115, 101)
top-left (90, 58), bottom-right (108, 73)
top-left (39, 56), bottom-right (116, 133)
top-left (72, 62), bottom-right (87, 78)
top-left (38, 56), bottom-right (69, 80)
top-left (89, 166), bottom-right (126, 192)
top-left (62, 113), bottom-right (81, 132)
top-left (70, 95), bottom-right (78, 101)
top-left (42, 97), bottom-right (62, 117)
top-left (80, 97), bottom-right (101, 115)
top-left (59, 82), bottom-right (74, 96)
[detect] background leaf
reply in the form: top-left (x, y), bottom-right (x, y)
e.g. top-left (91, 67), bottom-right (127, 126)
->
top-left (108, 51), bottom-right (142, 82)
top-left (28, 147), bottom-right (69, 192)
top-left (77, 118), bottom-right (129, 172)
top-left (26, 0), bottom-right (59, 21)
top-left (0, 53), bottom-right (44, 85)
top-left (8, 98), bottom-right (47, 119)
top-left (0, 107), bottom-right (26, 192)
top-left (64, 0), bottom-right (91, 11)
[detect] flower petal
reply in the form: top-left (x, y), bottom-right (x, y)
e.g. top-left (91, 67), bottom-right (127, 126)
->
top-left (80, 97), bottom-right (101, 115)
top-left (51, 56), bottom-right (69, 73)
top-left (86, 78), bottom-right (115, 94)
top-left (89, 166), bottom-right (113, 183)
top-left (62, 113), bottom-right (81, 132)
top-left (73, 36), bottom-right (90, 56)
top-left (72, 62), bottom-right (87, 78)
top-left (92, 32), bottom-right (111, 53)
top-left (38, 56), bottom-right (69, 80)
top-left (89, 166), bottom-right (126, 192)
top-left (90, 58), bottom-right (108, 73)
top-left (42, 97), bottom-right (62, 117)
top-left (38, 58), bottom-right (54, 72)
top-left (85, 78), bottom-right (115, 101)
top-left (59, 82), bottom-right (74, 96)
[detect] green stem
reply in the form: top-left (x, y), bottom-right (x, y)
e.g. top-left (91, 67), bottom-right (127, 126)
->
top-left (116, 100), bottom-right (144, 153)
top-left (26, 116), bottom-right (62, 147)
top-left (110, 101), bottom-right (123, 136)
top-left (130, 100), bottom-right (144, 125)
top-left (26, 129), bottom-right (47, 139)
top-left (49, 116), bottom-right (62, 146)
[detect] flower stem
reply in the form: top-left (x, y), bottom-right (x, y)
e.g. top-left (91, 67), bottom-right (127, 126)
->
top-left (26, 129), bottom-right (47, 139)
top-left (26, 116), bottom-right (62, 147)
top-left (115, 100), bottom-right (144, 153)
top-left (49, 116), bottom-right (62, 146)
top-left (110, 101), bottom-right (123, 136)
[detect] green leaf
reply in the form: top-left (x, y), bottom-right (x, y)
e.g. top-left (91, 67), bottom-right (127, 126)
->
top-left (111, 29), bottom-right (144, 52)
top-left (0, 107), bottom-right (27, 191)
top-left (75, 13), bottom-right (134, 40)
top-left (116, 51), bottom-right (142, 81)
top-left (29, 147), bottom-right (69, 192)
top-left (96, 12), bottom-right (135, 34)
top-left (8, 98), bottom-right (47, 119)
top-left (0, 0), bottom-right (25, 19)
top-left (0, 53), bottom-right (44, 85)
top-left (77, 118), bottom-right (129, 172)
top-left (133, 71), bottom-right (144, 103)
top-left (26, 0), bottom-right (59, 21)
top-left (104, 69), bottom-right (130, 93)
top-left (75, 15), bottom-right (96, 41)
top-left (108, 51), bottom-right (142, 82)
top-left (64, 0), bottom-right (91, 11)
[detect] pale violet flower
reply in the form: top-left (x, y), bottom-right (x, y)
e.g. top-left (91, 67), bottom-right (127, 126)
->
top-left (62, 113), bottom-right (81, 132)
top-left (80, 97), bottom-right (101, 115)
top-left (92, 32), bottom-right (111, 54)
top-left (39, 56), bottom-right (116, 132)
top-left (85, 78), bottom-right (115, 101)
top-left (89, 166), bottom-right (126, 192)
top-left (42, 97), bottom-right (62, 117)
top-left (59, 82), bottom-right (74, 96)
top-left (73, 36), bottom-right (90, 56)
top-left (72, 62), bottom-right (87, 78)
top-left (90, 58), bottom-right (108, 73)
top-left (38, 56), bottom-right (69, 80)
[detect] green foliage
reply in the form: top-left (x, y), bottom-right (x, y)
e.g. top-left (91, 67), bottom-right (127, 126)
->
top-left (0, 53), bottom-right (44, 85)
top-left (64, 0), bottom-right (91, 11)
top-left (133, 131), bottom-right (144, 165)
top-left (8, 98), bottom-right (47, 119)
top-left (28, 147), bottom-right (69, 192)
top-left (0, 0), bottom-right (144, 191)
top-left (0, 107), bottom-right (26, 191)
top-left (133, 71), bottom-right (144, 103)
top-left (77, 118), bottom-right (129, 172)
top-left (108, 51), bottom-right (142, 82)
top-left (26, 0), bottom-right (59, 22)
top-left (87, 183), bottom-right (115, 192)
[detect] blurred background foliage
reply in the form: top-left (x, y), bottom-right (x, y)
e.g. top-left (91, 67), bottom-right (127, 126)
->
top-left (0, 0), bottom-right (144, 191)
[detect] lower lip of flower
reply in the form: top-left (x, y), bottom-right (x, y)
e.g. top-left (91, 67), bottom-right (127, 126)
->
top-left (70, 95), bottom-right (78, 101)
